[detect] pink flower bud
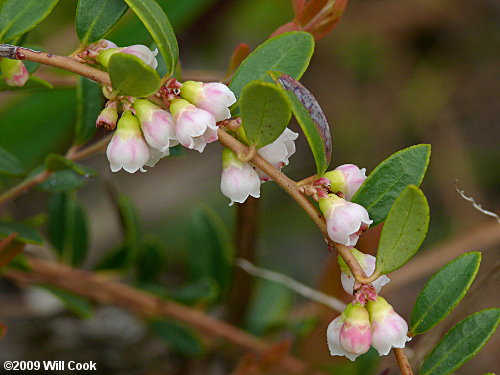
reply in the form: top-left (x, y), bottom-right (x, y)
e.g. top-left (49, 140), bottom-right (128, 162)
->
top-left (366, 296), bottom-right (410, 355)
top-left (170, 99), bottom-right (218, 153)
top-left (327, 303), bottom-right (371, 361)
top-left (323, 164), bottom-right (366, 200)
top-left (120, 45), bottom-right (158, 69)
top-left (180, 81), bottom-right (236, 122)
top-left (319, 194), bottom-right (372, 246)
top-left (338, 248), bottom-right (390, 295)
top-left (256, 128), bottom-right (298, 181)
top-left (0, 59), bottom-right (29, 87)
top-left (106, 111), bottom-right (150, 173)
top-left (134, 99), bottom-right (178, 154)
top-left (220, 148), bottom-right (260, 205)
top-left (96, 101), bottom-right (118, 131)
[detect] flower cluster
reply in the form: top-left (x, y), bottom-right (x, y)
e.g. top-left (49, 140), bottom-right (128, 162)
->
top-left (0, 58), bottom-right (28, 87)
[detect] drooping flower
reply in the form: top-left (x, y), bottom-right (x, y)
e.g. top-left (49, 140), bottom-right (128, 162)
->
top-left (106, 111), bottom-right (150, 173)
top-left (323, 164), bottom-right (367, 200)
top-left (0, 58), bottom-right (29, 87)
top-left (319, 194), bottom-right (372, 246)
top-left (256, 128), bottom-right (298, 181)
top-left (134, 99), bottom-right (178, 154)
top-left (170, 99), bottom-right (218, 153)
top-left (180, 81), bottom-right (236, 122)
top-left (220, 148), bottom-right (260, 205)
top-left (366, 296), bottom-right (410, 356)
top-left (97, 44), bottom-right (158, 69)
top-left (338, 248), bottom-right (391, 295)
top-left (327, 303), bottom-right (372, 361)
top-left (96, 101), bottom-right (118, 131)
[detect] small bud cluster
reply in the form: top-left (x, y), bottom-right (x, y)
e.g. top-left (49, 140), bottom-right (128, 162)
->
top-left (90, 40), bottom-right (236, 173)
top-left (0, 58), bottom-right (29, 87)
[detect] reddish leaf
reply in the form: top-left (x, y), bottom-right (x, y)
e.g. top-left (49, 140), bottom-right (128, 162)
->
top-left (0, 233), bottom-right (25, 268)
top-left (226, 43), bottom-right (251, 80)
top-left (269, 21), bottom-right (301, 38)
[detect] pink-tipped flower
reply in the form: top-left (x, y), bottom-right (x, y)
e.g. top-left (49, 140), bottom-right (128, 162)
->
top-left (96, 101), bottom-right (118, 131)
top-left (0, 59), bottom-right (29, 87)
top-left (256, 128), bottom-right (298, 181)
top-left (327, 303), bottom-right (372, 361)
top-left (319, 194), bottom-right (372, 246)
top-left (180, 81), bottom-right (236, 121)
top-left (220, 148), bottom-right (260, 205)
top-left (170, 99), bottom-right (218, 153)
top-left (366, 296), bottom-right (410, 356)
top-left (338, 248), bottom-right (390, 295)
top-left (134, 99), bottom-right (178, 154)
top-left (97, 44), bottom-right (158, 69)
top-left (106, 111), bottom-right (150, 173)
top-left (323, 164), bottom-right (367, 200)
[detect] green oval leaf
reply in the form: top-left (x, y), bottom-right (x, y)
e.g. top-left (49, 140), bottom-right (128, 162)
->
top-left (75, 76), bottom-right (104, 145)
top-left (41, 286), bottom-right (93, 319)
top-left (376, 185), bottom-right (429, 274)
top-left (122, 0), bottom-right (179, 76)
top-left (0, 222), bottom-right (43, 245)
top-left (149, 319), bottom-right (204, 357)
top-left (0, 0), bottom-right (59, 43)
top-left (76, 0), bottom-right (128, 45)
top-left (420, 308), bottom-right (500, 375)
top-left (229, 31), bottom-right (314, 101)
top-left (240, 81), bottom-right (291, 148)
top-left (352, 144), bottom-right (431, 226)
top-left (108, 52), bottom-right (161, 97)
top-left (411, 252), bottom-right (481, 335)
top-left (0, 145), bottom-right (24, 176)
top-left (271, 72), bottom-right (331, 174)
top-left (48, 193), bottom-right (89, 266)
top-left (0, 75), bottom-right (53, 92)
top-left (38, 170), bottom-right (88, 193)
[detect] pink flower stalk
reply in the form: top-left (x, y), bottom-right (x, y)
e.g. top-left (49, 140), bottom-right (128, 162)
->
top-left (96, 101), bottom-right (118, 131)
top-left (220, 148), bottom-right (260, 205)
top-left (323, 164), bottom-right (367, 200)
top-left (327, 303), bottom-right (372, 361)
top-left (319, 194), bottom-right (373, 246)
top-left (180, 81), bottom-right (236, 122)
top-left (0, 58), bottom-right (29, 87)
top-left (170, 99), bottom-right (218, 153)
top-left (338, 248), bottom-right (391, 295)
top-left (106, 111), bottom-right (150, 173)
top-left (256, 128), bottom-right (298, 181)
top-left (134, 99), bottom-right (178, 154)
top-left (366, 296), bottom-right (410, 355)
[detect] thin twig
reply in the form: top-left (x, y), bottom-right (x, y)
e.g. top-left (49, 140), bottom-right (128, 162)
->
top-left (237, 258), bottom-right (346, 313)
top-left (394, 348), bottom-right (414, 375)
top-left (3, 256), bottom-right (329, 375)
top-left (455, 180), bottom-right (500, 223)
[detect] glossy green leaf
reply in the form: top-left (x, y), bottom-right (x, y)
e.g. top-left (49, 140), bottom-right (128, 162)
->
top-left (411, 252), bottom-right (481, 335)
top-left (149, 319), bottom-right (203, 356)
top-left (376, 185), bottom-right (429, 274)
top-left (420, 309), bottom-right (500, 375)
top-left (108, 52), bottom-right (161, 97)
top-left (123, 0), bottom-right (179, 75)
top-left (75, 77), bottom-right (104, 145)
top-left (188, 205), bottom-right (234, 296)
top-left (44, 154), bottom-right (97, 177)
top-left (38, 170), bottom-right (88, 193)
top-left (0, 0), bottom-right (59, 42)
top-left (270, 72), bottom-right (331, 174)
top-left (229, 31), bottom-right (314, 101)
top-left (136, 237), bottom-right (166, 283)
top-left (0, 76), bottom-right (52, 92)
top-left (76, 0), bottom-right (128, 45)
top-left (41, 286), bottom-right (93, 319)
top-left (0, 222), bottom-right (43, 244)
top-left (169, 278), bottom-right (218, 306)
top-left (240, 81), bottom-right (291, 147)
top-left (0, 145), bottom-right (24, 176)
top-left (48, 193), bottom-right (89, 266)
top-left (352, 144), bottom-right (431, 226)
